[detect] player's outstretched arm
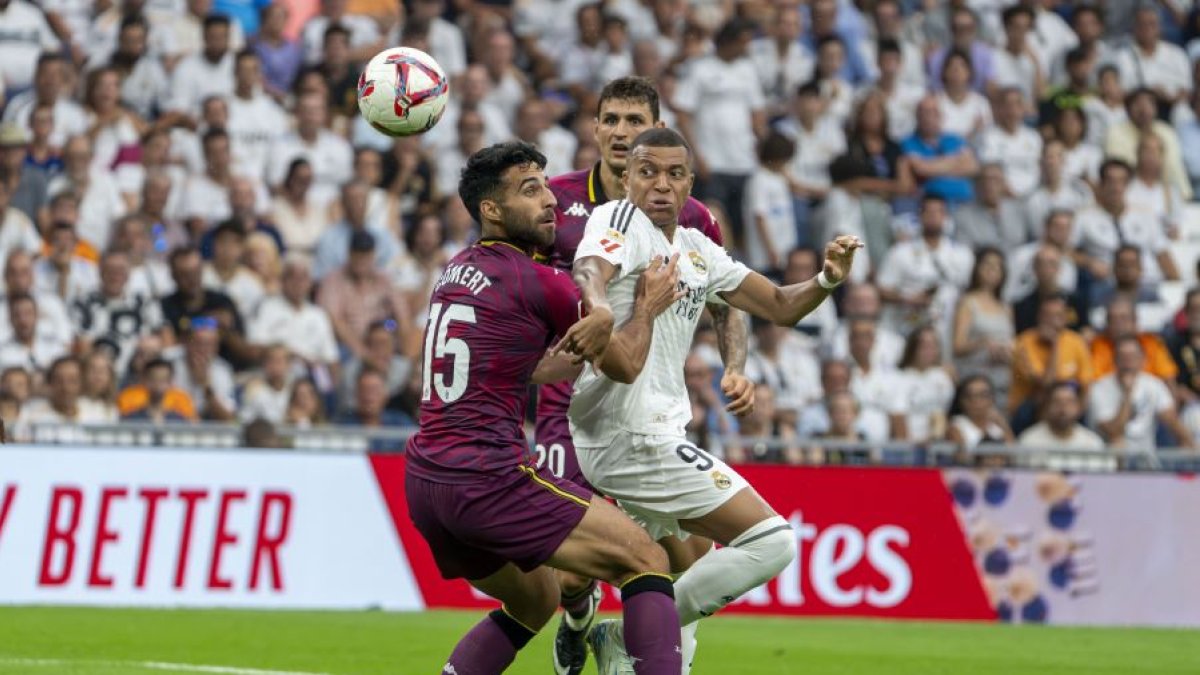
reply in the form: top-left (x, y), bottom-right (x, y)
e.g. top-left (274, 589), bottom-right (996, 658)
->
top-left (721, 235), bottom-right (864, 326)
top-left (598, 254), bottom-right (684, 383)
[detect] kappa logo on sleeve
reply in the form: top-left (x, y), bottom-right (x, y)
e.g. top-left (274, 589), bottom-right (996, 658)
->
top-left (564, 203), bottom-right (590, 218)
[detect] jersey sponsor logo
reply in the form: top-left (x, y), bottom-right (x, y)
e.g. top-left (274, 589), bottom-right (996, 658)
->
top-left (564, 202), bottom-right (590, 218)
top-left (688, 251), bottom-right (707, 273)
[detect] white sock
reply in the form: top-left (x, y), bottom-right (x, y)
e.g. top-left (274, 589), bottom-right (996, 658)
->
top-left (680, 620), bottom-right (699, 675)
top-left (673, 516), bottom-right (796, 625)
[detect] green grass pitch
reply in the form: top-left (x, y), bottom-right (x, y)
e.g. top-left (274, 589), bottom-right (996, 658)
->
top-left (0, 607), bottom-right (1196, 674)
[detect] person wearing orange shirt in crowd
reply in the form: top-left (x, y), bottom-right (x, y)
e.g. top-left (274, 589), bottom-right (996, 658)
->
top-left (1010, 293), bottom-right (1095, 433)
top-left (1090, 298), bottom-right (1177, 382)
top-left (118, 357), bottom-right (197, 423)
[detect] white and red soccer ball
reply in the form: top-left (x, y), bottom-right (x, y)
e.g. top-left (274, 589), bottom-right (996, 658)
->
top-left (357, 47), bottom-right (449, 137)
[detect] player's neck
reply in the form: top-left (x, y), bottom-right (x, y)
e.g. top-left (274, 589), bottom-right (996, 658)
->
top-left (659, 221), bottom-right (678, 242)
top-left (599, 162), bottom-right (626, 201)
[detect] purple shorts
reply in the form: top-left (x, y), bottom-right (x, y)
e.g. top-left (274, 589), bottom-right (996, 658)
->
top-left (534, 411), bottom-right (594, 491)
top-left (405, 464), bottom-right (593, 580)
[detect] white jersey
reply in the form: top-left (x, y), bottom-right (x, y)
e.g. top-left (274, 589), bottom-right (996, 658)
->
top-left (568, 200), bottom-right (752, 447)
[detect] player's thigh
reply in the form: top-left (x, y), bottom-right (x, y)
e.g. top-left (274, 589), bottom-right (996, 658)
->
top-left (679, 486), bottom-right (779, 547)
top-left (546, 494), bottom-right (669, 585)
top-left (659, 534), bottom-right (714, 575)
top-left (470, 562), bottom-right (560, 631)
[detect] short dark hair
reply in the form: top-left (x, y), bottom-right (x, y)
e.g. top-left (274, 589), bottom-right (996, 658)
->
top-left (1065, 46), bottom-right (1089, 66)
top-left (597, 77), bottom-right (661, 122)
top-left (47, 355), bottom-right (81, 382)
top-left (1001, 5), bottom-right (1033, 25)
top-left (713, 18), bottom-right (755, 48)
top-left (1125, 87), bottom-right (1160, 111)
top-left (1100, 158), bottom-right (1134, 182)
top-left (203, 14), bottom-right (231, 30)
top-left (457, 141), bottom-right (548, 223)
top-left (202, 127), bottom-right (229, 148)
top-left (1115, 243), bottom-right (1142, 261)
top-left (119, 13), bottom-right (149, 33)
top-left (920, 193), bottom-right (948, 208)
top-left (816, 34), bottom-right (844, 53)
top-left (212, 220), bottom-right (245, 242)
top-left (235, 48), bottom-right (259, 66)
top-left (144, 357), bottom-right (175, 376)
top-left (169, 245), bottom-right (201, 268)
top-left (7, 292), bottom-right (34, 310)
top-left (323, 22), bottom-right (350, 44)
top-left (877, 38), bottom-right (901, 57)
top-left (757, 131), bottom-right (795, 164)
top-left (1073, 4), bottom-right (1104, 24)
top-left (628, 127), bottom-right (691, 160)
top-left (796, 81), bottom-right (822, 98)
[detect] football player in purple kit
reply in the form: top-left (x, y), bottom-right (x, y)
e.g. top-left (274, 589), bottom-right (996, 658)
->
top-left (538, 77), bottom-right (755, 675)
top-left (405, 141), bottom-right (688, 675)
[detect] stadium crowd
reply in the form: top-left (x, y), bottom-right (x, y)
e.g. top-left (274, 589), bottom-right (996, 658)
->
top-left (1, 0), bottom-right (1200, 462)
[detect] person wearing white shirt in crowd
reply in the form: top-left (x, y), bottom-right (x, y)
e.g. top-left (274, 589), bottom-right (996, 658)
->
top-left (12, 356), bottom-right (115, 442)
top-left (750, 4), bottom-right (813, 119)
top-left (812, 36), bottom-right (856, 127)
top-left (180, 129), bottom-right (241, 235)
top-left (0, 0), bottom-right (61, 92)
top-left (1027, 0), bottom-right (1078, 78)
top-left (266, 93), bottom-right (353, 207)
top-left (301, 0), bottom-right (382, 66)
top-left (109, 214), bottom-right (176, 300)
top-left (226, 49), bottom-right (289, 182)
top-left (777, 82), bottom-right (845, 201)
top-left (102, 14), bottom-right (170, 121)
top-left (1054, 5), bottom-right (1110, 87)
top-left (46, 135), bottom-right (127, 249)
top-left (167, 316), bottom-right (236, 421)
top-left (899, 325), bottom-right (955, 444)
top-left (34, 223), bottom-right (100, 305)
top-left (977, 87), bottom-right (1043, 198)
top-left (513, 98), bottom-right (576, 180)
top-left (1007, 211), bottom-right (1079, 303)
top-left (674, 17), bottom-right (766, 240)
top-left (115, 128), bottom-right (189, 211)
top-left (1089, 336), bottom-right (1194, 451)
top-left (418, 65), bottom-right (512, 155)
top-left (745, 317), bottom-right (822, 419)
top-left (846, 318), bottom-right (908, 442)
top-left (3, 53), bottom-right (89, 151)
top-left (991, 5), bottom-right (1044, 112)
top-left (1019, 381), bottom-right (1106, 453)
top-left (0, 294), bottom-right (67, 372)
top-left (560, 5), bottom-right (624, 100)
top-left (479, 29), bottom-right (531, 128)
top-left (239, 343), bottom-right (293, 423)
top-left (0, 179), bottom-right (42, 264)
top-left (313, 181), bottom-right (401, 280)
top-left (249, 254), bottom-right (339, 369)
top-left (860, 0), bottom-right (925, 93)
top-left (270, 158), bottom-right (327, 253)
top-left (71, 249), bottom-right (164, 372)
top-left (1106, 86), bottom-right (1192, 200)
top-left (1026, 138), bottom-right (1094, 241)
top-left (947, 374), bottom-right (1014, 450)
top-left (202, 222), bottom-right (265, 320)
top-left (825, 282), bottom-right (905, 369)
top-left (784, 248), bottom-right (838, 344)
top-left (1126, 133), bottom-right (1184, 240)
top-left (0, 250), bottom-right (72, 350)
top-left (168, 15), bottom-right (236, 117)
top-left (870, 39), bottom-right (923, 141)
top-left (1114, 5), bottom-right (1191, 107)
top-left (151, 0), bottom-right (245, 69)
top-left (434, 110), bottom-right (488, 209)
top-left (952, 164), bottom-right (1031, 251)
top-left (935, 49), bottom-right (992, 140)
top-left (877, 195), bottom-right (974, 340)
top-left (1074, 158), bottom-right (1178, 286)
top-left (744, 133), bottom-right (797, 273)
top-left (401, 0), bottom-right (466, 80)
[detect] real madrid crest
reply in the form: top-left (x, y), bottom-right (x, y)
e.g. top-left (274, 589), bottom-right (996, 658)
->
top-left (688, 251), bottom-right (707, 273)
top-left (712, 471), bottom-right (732, 490)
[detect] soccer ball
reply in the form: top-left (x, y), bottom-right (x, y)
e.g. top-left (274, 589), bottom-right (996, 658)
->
top-left (357, 47), bottom-right (449, 137)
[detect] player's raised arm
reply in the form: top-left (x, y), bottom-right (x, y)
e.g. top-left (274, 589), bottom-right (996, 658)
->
top-left (721, 235), bottom-right (865, 326)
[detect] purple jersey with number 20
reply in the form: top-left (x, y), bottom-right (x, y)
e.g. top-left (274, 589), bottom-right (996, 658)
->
top-left (406, 239), bottom-right (581, 483)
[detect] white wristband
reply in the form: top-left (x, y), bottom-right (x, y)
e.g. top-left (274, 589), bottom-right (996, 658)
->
top-left (816, 270), bottom-right (841, 290)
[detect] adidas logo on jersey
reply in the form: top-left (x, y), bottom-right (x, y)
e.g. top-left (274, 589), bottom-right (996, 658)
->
top-left (564, 202), bottom-right (590, 218)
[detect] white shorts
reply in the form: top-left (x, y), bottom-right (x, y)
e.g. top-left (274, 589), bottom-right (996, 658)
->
top-left (576, 431), bottom-right (750, 541)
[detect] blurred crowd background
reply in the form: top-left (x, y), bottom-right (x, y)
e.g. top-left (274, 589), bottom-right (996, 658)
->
top-left (2, 0), bottom-right (1200, 463)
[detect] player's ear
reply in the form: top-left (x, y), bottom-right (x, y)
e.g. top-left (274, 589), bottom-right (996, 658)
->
top-left (479, 197), bottom-right (501, 223)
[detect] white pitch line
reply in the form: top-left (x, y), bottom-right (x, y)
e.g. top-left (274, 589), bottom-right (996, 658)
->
top-left (0, 656), bottom-right (334, 675)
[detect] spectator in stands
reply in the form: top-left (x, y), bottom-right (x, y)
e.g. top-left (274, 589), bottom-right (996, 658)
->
top-left (1017, 382), bottom-right (1105, 452)
top-left (0, 176), bottom-right (42, 265)
top-left (313, 181), bottom-right (400, 280)
top-left (318, 25), bottom-right (359, 122)
top-left (266, 92), bottom-right (353, 206)
top-left (675, 17), bottom-right (766, 242)
top-left (422, 64), bottom-right (511, 154)
top-left (180, 129), bottom-right (239, 237)
top-left (744, 317), bottom-right (821, 425)
top-left (479, 29), bottom-right (531, 128)
top-left (953, 248), bottom-right (1014, 400)
top-left (168, 316), bottom-right (236, 421)
top-left (1066, 6), bottom-right (1111, 83)
top-left (1106, 88), bottom-right (1191, 199)
top-left (901, 96), bottom-right (978, 206)
top-left (1127, 133), bottom-right (1184, 240)
top-left (947, 374), bottom-right (1014, 451)
top-left (805, 391), bottom-right (872, 465)
top-left (3, 54), bottom-right (88, 148)
top-left (1008, 211), bottom-right (1080, 303)
top-left (202, 221), bottom-right (265, 320)
top-left (1, 366), bottom-right (32, 406)
top-left (436, 110), bottom-right (489, 207)
top-left (1089, 336), bottom-right (1194, 450)
top-left (1114, 5), bottom-right (1191, 107)
top-left (811, 36), bottom-right (856, 126)
top-left (34, 222), bottom-right (99, 305)
top-left (786, 248), bottom-right (837, 343)
top-left (877, 195), bottom-right (973, 339)
top-left (301, 0), bottom-right (382, 66)
top-left (244, 231), bottom-right (283, 297)
top-left (318, 229), bottom-right (412, 359)
top-left (847, 318), bottom-right (908, 441)
top-left (841, 90), bottom-right (914, 201)
top-left (13, 356), bottom-right (115, 440)
top-left (82, 349), bottom-right (119, 421)
top-left (725, 383), bottom-right (794, 465)
top-left (0, 293), bottom-right (65, 371)
top-left (871, 39), bottom-right (923, 142)
top-left (24, 104), bottom-right (59, 175)
top-left (899, 325), bottom-right (954, 444)
top-left (242, 417), bottom-right (284, 448)
top-left (250, 254), bottom-right (339, 373)
top-left (745, 134), bottom-right (798, 269)
top-left (1024, 140), bottom-right (1094, 241)
top-left (160, 246), bottom-right (255, 370)
top-left (1041, 49), bottom-right (1091, 132)
top-left (514, 98), bottom-right (577, 180)
top-left (1075, 159), bottom-right (1178, 290)
top-left (380, 137), bottom-right (436, 223)
top-left (991, 6), bottom-right (1043, 113)
top-left (780, 83), bottom-right (845, 228)
top-left (749, 3), bottom-right (812, 119)
top-left (110, 214), bottom-right (175, 299)
top-left (134, 173), bottom-right (188, 257)
top-left (0, 123), bottom-right (47, 224)
top-left (926, 6), bottom-right (995, 93)
top-left (0, 250), bottom-right (71, 348)
top-left (863, 0), bottom-right (925, 92)
top-left (826, 282), bottom-right (904, 368)
top-left (270, 159), bottom-right (325, 253)
top-left (253, 3), bottom-right (303, 98)
top-left (979, 87), bottom-right (1043, 200)
top-left (336, 368), bottom-right (412, 445)
top-left (118, 357), bottom-right (197, 423)
top-left (240, 343), bottom-right (292, 423)
top-left (1013, 247), bottom-right (1088, 334)
top-left (1093, 245), bottom-right (1165, 322)
top-left (953, 164), bottom-right (1028, 250)
top-left (284, 376), bottom-right (325, 428)
top-left (84, 67), bottom-right (145, 180)
top-left (1177, 89), bottom-right (1200, 197)
top-left (169, 15), bottom-right (236, 116)
top-left (201, 176), bottom-right (285, 258)
top-left (1090, 298), bottom-right (1177, 382)
top-left (226, 49), bottom-right (288, 184)
top-left (72, 249), bottom-right (164, 371)
top-left (803, 0), bottom-right (871, 86)
top-left (0, 1), bottom-right (60, 94)
top-left (48, 135), bottom-right (126, 249)
top-left (339, 319), bottom-right (410, 414)
top-left (1010, 294), bottom-right (1094, 431)
top-left (684, 352), bottom-right (737, 456)
top-left (392, 213), bottom-right (448, 320)
top-left (350, 148), bottom-right (397, 234)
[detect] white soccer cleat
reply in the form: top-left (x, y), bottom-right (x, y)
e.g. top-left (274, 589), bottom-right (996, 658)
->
top-left (586, 619), bottom-right (636, 675)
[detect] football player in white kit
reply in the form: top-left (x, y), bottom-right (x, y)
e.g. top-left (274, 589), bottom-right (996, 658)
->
top-left (555, 128), bottom-right (862, 674)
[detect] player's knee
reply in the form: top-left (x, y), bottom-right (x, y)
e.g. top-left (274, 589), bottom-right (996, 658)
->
top-left (506, 570), bottom-right (560, 631)
top-left (735, 517), bottom-right (797, 576)
top-left (558, 570), bottom-right (594, 599)
top-left (625, 536), bottom-right (670, 576)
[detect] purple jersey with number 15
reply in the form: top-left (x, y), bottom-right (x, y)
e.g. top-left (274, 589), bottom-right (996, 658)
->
top-left (406, 239), bottom-right (581, 484)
